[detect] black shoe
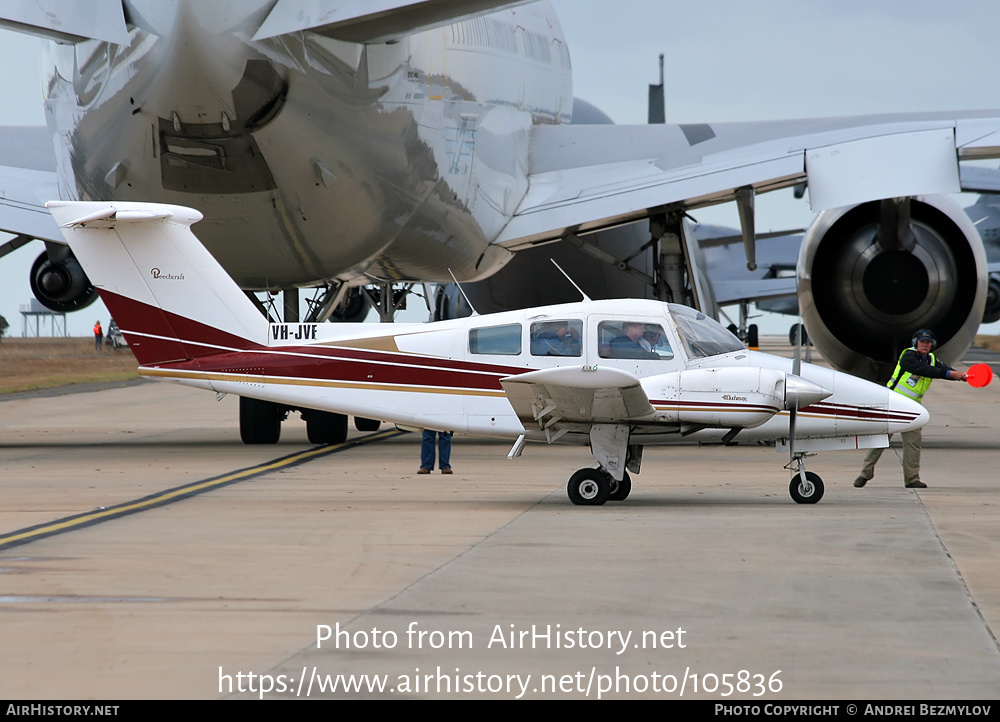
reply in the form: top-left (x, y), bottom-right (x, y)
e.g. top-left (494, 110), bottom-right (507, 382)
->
top-left (853, 476), bottom-right (868, 488)
top-left (905, 480), bottom-right (927, 489)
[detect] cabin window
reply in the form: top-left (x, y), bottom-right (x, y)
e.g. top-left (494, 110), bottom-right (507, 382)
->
top-left (530, 320), bottom-right (582, 357)
top-left (598, 321), bottom-right (673, 360)
top-left (469, 323), bottom-right (522, 355)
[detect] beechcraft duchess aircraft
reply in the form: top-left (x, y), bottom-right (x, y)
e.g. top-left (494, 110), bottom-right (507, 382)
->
top-left (47, 200), bottom-right (928, 505)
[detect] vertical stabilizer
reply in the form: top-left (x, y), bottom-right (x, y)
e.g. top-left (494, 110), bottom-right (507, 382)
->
top-left (48, 201), bottom-right (268, 365)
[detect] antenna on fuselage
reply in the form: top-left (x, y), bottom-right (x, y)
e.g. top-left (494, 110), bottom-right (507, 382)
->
top-left (550, 259), bottom-right (592, 302)
top-left (447, 268), bottom-right (479, 316)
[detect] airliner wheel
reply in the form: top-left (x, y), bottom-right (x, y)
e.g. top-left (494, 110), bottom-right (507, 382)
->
top-left (567, 468), bottom-right (610, 506)
top-left (789, 471), bottom-right (824, 504)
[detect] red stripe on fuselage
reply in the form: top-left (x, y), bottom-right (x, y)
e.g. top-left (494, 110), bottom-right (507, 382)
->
top-left (158, 350), bottom-right (513, 391)
top-left (799, 401), bottom-right (918, 423)
top-left (99, 290), bottom-right (261, 365)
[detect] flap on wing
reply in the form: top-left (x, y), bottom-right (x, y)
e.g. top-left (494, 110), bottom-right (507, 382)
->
top-left (254, 0), bottom-right (532, 43)
top-left (500, 366), bottom-right (655, 430)
top-left (0, 1), bottom-right (129, 45)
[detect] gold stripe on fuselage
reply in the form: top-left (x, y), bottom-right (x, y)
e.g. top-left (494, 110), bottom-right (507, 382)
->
top-left (139, 367), bottom-right (509, 398)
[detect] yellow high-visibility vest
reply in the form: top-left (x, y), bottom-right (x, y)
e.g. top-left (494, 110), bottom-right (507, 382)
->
top-left (887, 348), bottom-right (935, 404)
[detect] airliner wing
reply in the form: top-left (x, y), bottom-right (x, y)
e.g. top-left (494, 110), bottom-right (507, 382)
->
top-left (0, 1), bottom-right (128, 45)
top-left (500, 366), bottom-right (655, 439)
top-left (0, 127), bottom-right (61, 244)
top-left (254, 0), bottom-right (535, 42)
top-left (496, 113), bottom-right (1000, 250)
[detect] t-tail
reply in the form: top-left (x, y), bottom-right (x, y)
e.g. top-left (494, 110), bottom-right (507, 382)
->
top-left (47, 201), bottom-right (268, 365)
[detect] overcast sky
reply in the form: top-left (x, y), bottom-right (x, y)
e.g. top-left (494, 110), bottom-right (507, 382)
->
top-left (2, 1), bottom-right (999, 335)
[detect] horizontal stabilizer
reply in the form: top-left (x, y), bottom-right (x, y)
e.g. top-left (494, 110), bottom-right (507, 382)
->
top-left (48, 201), bottom-right (268, 365)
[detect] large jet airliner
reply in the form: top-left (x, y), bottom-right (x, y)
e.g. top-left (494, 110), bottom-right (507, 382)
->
top-left (1, 0), bottom-right (999, 436)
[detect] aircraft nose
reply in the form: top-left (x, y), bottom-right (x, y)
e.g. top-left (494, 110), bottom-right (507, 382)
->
top-left (887, 392), bottom-right (929, 432)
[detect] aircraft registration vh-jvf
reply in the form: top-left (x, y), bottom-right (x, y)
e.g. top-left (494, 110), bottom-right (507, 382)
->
top-left (47, 200), bottom-right (928, 506)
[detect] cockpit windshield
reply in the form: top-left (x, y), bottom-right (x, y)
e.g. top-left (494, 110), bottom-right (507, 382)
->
top-left (668, 304), bottom-right (745, 359)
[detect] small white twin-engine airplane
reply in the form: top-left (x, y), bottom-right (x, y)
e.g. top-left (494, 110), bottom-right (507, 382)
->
top-left (46, 200), bottom-right (928, 506)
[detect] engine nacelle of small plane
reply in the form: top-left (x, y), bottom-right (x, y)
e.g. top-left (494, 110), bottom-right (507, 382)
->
top-left (653, 367), bottom-right (827, 429)
top-left (797, 195), bottom-right (987, 381)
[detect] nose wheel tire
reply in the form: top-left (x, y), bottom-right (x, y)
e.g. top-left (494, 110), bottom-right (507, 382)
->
top-left (789, 471), bottom-right (824, 504)
top-left (567, 468), bottom-right (611, 506)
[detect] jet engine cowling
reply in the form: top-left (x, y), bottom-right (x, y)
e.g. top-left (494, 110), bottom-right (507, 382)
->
top-left (29, 249), bottom-right (99, 313)
top-left (797, 195), bottom-right (986, 381)
top-left (983, 273), bottom-right (1000, 325)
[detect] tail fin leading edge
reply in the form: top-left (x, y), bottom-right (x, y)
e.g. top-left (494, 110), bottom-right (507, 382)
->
top-left (48, 201), bottom-right (268, 365)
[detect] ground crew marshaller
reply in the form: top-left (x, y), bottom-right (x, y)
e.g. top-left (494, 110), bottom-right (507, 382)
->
top-left (854, 329), bottom-right (967, 489)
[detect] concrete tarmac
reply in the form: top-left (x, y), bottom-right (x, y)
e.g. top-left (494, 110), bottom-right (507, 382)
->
top-left (1, 372), bottom-right (999, 699)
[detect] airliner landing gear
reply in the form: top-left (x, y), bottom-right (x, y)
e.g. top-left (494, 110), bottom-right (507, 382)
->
top-left (789, 470), bottom-right (824, 504)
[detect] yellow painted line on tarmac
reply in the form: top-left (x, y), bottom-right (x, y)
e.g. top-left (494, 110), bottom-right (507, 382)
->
top-left (0, 428), bottom-right (405, 552)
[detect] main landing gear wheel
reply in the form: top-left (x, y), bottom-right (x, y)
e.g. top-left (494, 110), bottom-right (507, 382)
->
top-left (608, 471), bottom-right (632, 501)
top-left (789, 471), bottom-right (824, 504)
top-left (239, 397), bottom-right (282, 444)
top-left (567, 468), bottom-right (611, 506)
top-left (305, 410), bottom-right (349, 445)
top-left (354, 416), bottom-right (381, 432)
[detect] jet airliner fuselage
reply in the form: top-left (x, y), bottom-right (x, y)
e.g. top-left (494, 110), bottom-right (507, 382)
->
top-left (42, 0), bottom-right (570, 290)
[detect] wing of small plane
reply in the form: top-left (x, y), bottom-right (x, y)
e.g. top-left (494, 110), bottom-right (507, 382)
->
top-left (253, 0), bottom-right (537, 43)
top-left (500, 365), bottom-right (655, 443)
top-left (496, 115), bottom-right (1000, 250)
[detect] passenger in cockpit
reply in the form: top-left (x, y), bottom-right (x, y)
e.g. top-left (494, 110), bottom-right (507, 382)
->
top-left (608, 322), bottom-right (657, 359)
